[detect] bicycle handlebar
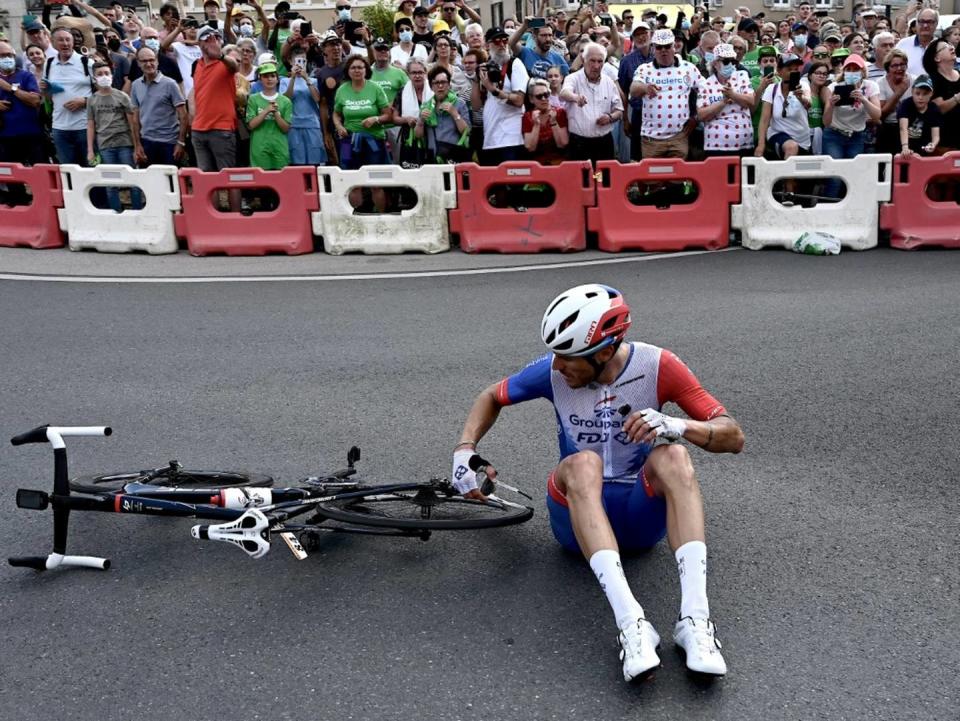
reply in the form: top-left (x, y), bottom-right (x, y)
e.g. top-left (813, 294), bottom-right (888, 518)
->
top-left (8, 553), bottom-right (110, 571)
top-left (11, 425), bottom-right (112, 449)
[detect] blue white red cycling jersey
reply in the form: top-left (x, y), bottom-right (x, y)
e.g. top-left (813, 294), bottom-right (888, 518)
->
top-left (495, 342), bottom-right (727, 482)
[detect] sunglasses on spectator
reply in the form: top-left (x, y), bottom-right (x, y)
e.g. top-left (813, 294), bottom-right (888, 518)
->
top-left (888, 62), bottom-right (906, 69)
top-left (813, 52), bottom-right (829, 58)
top-left (720, 58), bottom-right (735, 65)
top-left (533, 92), bottom-right (550, 99)
top-left (336, 4), bottom-right (351, 9)
top-left (654, 43), bottom-right (673, 49)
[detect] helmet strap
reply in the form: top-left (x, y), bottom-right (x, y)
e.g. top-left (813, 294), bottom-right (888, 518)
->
top-left (583, 339), bottom-right (621, 383)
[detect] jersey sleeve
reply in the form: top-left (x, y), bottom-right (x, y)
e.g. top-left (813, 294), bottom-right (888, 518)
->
top-left (495, 355), bottom-right (554, 406)
top-left (656, 350), bottom-right (727, 421)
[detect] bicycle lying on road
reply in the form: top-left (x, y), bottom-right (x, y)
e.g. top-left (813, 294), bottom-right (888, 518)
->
top-left (7, 425), bottom-right (533, 572)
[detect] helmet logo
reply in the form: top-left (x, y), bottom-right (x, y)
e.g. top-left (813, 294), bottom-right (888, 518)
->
top-left (584, 320), bottom-right (598, 344)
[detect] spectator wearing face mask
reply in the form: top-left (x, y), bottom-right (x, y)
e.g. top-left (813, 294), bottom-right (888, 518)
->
top-left (822, 53), bottom-right (880, 177)
top-left (696, 43), bottom-right (754, 157)
top-left (392, 18), bottom-right (428, 67)
top-left (755, 53), bottom-right (812, 161)
top-left (124, 27), bottom-right (184, 94)
top-left (86, 62), bottom-right (139, 210)
top-left (229, 0), bottom-right (270, 54)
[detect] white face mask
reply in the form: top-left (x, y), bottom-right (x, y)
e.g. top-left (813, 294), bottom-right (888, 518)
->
top-left (0, 57), bottom-right (16, 73)
top-left (399, 30), bottom-right (413, 43)
top-left (240, 24), bottom-right (254, 37)
top-left (144, 38), bottom-right (161, 52)
top-left (96, 74), bottom-right (113, 88)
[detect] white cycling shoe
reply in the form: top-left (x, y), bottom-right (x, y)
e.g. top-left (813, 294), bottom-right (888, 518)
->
top-left (673, 617), bottom-right (727, 676)
top-left (617, 617), bottom-right (662, 682)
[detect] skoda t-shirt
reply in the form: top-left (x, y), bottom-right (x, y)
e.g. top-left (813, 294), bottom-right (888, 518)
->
top-left (333, 81), bottom-right (389, 139)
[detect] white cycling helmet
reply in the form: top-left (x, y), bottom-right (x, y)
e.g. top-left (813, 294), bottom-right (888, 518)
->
top-left (541, 284), bottom-right (632, 357)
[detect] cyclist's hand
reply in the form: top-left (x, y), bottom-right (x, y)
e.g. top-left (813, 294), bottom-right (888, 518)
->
top-left (451, 448), bottom-right (496, 497)
top-left (622, 407), bottom-right (687, 444)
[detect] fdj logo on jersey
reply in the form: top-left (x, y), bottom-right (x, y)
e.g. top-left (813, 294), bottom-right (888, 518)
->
top-left (593, 394), bottom-right (618, 419)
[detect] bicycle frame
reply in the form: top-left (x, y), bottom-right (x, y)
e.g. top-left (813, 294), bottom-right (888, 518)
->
top-left (7, 424), bottom-right (442, 571)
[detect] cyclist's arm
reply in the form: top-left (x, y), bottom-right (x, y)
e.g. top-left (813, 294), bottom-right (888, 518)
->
top-left (456, 382), bottom-right (505, 449)
top-left (658, 350), bottom-right (744, 454)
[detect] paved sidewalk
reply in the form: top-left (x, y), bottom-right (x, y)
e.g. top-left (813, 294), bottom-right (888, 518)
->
top-left (0, 245), bottom-right (683, 279)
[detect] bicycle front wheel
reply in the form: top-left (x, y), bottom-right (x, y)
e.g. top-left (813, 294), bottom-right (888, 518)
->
top-left (313, 486), bottom-right (533, 530)
top-left (70, 469), bottom-right (274, 495)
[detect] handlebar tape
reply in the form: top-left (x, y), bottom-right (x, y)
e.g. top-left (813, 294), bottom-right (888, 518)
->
top-left (8, 556), bottom-right (49, 570)
top-left (10, 425), bottom-right (51, 446)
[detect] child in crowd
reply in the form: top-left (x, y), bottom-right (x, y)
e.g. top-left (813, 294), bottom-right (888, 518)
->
top-left (86, 61), bottom-right (140, 211)
top-left (897, 74), bottom-right (941, 156)
top-left (245, 61), bottom-right (292, 169)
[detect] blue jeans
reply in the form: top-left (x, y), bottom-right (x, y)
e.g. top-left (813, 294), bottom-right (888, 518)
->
top-left (822, 127), bottom-right (866, 198)
top-left (141, 138), bottom-right (177, 166)
top-left (52, 128), bottom-right (88, 166)
top-left (98, 146), bottom-right (142, 212)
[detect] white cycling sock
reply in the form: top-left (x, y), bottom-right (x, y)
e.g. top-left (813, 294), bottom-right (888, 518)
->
top-left (589, 549), bottom-right (644, 629)
top-left (676, 540), bottom-right (710, 620)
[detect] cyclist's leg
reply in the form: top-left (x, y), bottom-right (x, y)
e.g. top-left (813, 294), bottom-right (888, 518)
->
top-left (643, 443), bottom-right (709, 620)
top-left (548, 451), bottom-right (644, 628)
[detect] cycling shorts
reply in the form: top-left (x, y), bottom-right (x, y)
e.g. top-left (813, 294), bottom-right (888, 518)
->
top-left (545, 469), bottom-right (667, 554)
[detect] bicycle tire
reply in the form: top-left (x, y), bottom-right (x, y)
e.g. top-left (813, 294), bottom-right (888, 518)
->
top-left (313, 486), bottom-right (533, 530)
top-left (69, 469), bottom-right (274, 495)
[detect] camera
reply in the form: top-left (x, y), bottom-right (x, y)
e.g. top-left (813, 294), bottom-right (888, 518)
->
top-left (484, 60), bottom-right (502, 85)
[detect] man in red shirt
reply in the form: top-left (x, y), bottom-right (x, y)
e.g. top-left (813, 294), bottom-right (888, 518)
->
top-left (191, 24), bottom-right (240, 170)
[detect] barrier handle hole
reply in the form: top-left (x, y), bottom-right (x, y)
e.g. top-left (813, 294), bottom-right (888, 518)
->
top-left (727, 163), bottom-right (737, 186)
top-left (746, 165), bottom-right (756, 186)
top-left (461, 171), bottom-right (470, 191)
top-left (322, 174), bottom-right (332, 194)
top-left (898, 163), bottom-right (909, 185)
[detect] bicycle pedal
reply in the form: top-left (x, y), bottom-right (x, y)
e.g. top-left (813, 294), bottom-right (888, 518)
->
top-left (277, 528), bottom-right (308, 560)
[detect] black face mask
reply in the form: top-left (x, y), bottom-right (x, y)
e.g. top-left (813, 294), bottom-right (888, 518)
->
top-left (107, 37), bottom-right (122, 51)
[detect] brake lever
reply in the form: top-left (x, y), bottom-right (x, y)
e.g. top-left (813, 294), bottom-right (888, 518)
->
top-left (477, 468), bottom-right (532, 500)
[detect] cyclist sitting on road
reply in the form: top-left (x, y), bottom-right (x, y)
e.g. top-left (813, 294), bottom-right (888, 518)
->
top-left (452, 283), bottom-right (744, 681)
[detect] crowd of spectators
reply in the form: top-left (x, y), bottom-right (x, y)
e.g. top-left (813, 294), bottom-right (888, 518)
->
top-left (1, 0), bottom-right (959, 182)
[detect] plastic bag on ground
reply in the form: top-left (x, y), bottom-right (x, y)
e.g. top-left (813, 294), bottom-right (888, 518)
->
top-left (793, 231), bottom-right (842, 255)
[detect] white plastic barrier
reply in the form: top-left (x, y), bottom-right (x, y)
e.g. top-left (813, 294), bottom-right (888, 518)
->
top-left (58, 164), bottom-right (181, 254)
top-left (311, 165), bottom-right (455, 255)
top-left (731, 154), bottom-right (892, 251)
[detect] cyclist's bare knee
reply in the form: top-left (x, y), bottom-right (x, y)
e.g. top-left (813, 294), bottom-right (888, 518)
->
top-left (555, 450), bottom-right (603, 498)
top-left (645, 444), bottom-right (697, 496)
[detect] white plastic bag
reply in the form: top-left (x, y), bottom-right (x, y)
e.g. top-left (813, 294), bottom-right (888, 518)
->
top-left (793, 231), bottom-right (841, 255)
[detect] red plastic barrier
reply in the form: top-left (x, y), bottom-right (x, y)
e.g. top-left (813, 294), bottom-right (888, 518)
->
top-left (448, 162), bottom-right (594, 253)
top-left (587, 158), bottom-right (739, 252)
top-left (174, 167), bottom-right (319, 256)
top-left (880, 152), bottom-right (960, 250)
top-left (0, 163), bottom-right (65, 249)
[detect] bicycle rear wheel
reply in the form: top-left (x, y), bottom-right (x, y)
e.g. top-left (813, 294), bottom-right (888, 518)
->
top-left (313, 485), bottom-right (533, 530)
top-left (70, 469), bottom-right (274, 495)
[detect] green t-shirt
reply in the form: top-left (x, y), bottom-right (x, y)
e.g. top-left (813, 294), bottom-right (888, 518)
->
top-left (246, 92), bottom-right (293, 170)
top-left (807, 95), bottom-right (824, 129)
top-left (371, 65), bottom-right (408, 105)
top-left (334, 81), bottom-right (390, 140)
top-left (742, 47), bottom-right (760, 80)
top-left (273, 29), bottom-right (292, 76)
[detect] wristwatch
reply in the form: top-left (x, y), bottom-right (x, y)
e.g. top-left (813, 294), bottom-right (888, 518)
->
top-left (10, 84), bottom-right (19, 93)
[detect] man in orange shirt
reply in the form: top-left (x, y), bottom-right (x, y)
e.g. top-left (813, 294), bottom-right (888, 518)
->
top-left (191, 24), bottom-right (240, 170)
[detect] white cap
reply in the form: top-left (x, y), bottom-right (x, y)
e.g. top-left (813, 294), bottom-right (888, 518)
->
top-left (257, 52), bottom-right (277, 65)
top-left (714, 42), bottom-right (736, 59)
top-left (652, 29), bottom-right (674, 46)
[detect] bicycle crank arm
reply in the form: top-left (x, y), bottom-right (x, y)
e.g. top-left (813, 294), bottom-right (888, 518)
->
top-left (191, 509), bottom-right (271, 559)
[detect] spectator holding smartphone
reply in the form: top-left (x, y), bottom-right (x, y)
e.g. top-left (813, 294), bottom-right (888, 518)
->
top-left (822, 53), bottom-right (880, 162)
top-left (696, 43), bottom-right (754, 157)
top-left (160, 14), bottom-right (202, 96)
top-left (755, 53), bottom-right (812, 160)
top-left (284, 45), bottom-right (326, 165)
top-left (246, 61), bottom-right (291, 168)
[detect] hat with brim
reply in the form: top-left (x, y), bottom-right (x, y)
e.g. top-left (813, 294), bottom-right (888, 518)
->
top-left (631, 22), bottom-right (650, 35)
top-left (24, 20), bottom-right (46, 33)
top-left (651, 28), bottom-right (674, 46)
top-left (913, 73), bottom-right (934, 90)
top-left (485, 26), bottom-right (508, 42)
top-left (860, 9), bottom-right (877, 17)
top-left (714, 43), bottom-right (736, 59)
top-left (737, 18), bottom-right (758, 33)
top-left (791, 22), bottom-right (807, 33)
top-left (777, 53), bottom-right (802, 67)
top-left (373, 36), bottom-right (390, 49)
top-left (842, 53), bottom-right (866, 70)
top-left (197, 25), bottom-right (222, 41)
top-left (822, 30), bottom-right (842, 42)
top-left (320, 31), bottom-right (340, 45)
top-left (757, 45), bottom-right (778, 59)
top-left (257, 61), bottom-right (278, 75)
top-left (831, 47), bottom-right (851, 59)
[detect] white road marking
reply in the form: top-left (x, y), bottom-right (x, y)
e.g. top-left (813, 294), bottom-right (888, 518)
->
top-left (0, 248), bottom-right (737, 284)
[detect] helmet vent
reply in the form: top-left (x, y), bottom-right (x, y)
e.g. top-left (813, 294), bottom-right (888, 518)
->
top-left (546, 296), bottom-right (568, 316)
top-left (554, 339), bottom-right (573, 351)
top-left (558, 311), bottom-right (579, 333)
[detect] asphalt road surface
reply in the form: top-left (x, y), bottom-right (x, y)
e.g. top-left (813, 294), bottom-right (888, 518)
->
top-left (1, 248), bottom-right (957, 721)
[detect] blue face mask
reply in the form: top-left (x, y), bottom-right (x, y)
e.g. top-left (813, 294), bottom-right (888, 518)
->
top-left (843, 71), bottom-right (860, 86)
top-left (703, 51), bottom-right (715, 65)
top-left (144, 38), bottom-right (161, 52)
top-left (718, 63), bottom-right (734, 79)
top-left (681, 19), bottom-right (691, 30)
top-left (399, 30), bottom-right (413, 43)
top-left (793, 35), bottom-right (807, 49)
top-left (338, 8), bottom-right (351, 21)
top-left (0, 57), bottom-right (16, 73)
